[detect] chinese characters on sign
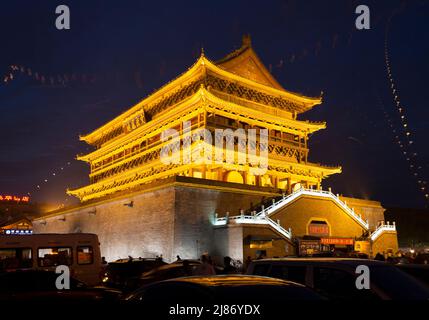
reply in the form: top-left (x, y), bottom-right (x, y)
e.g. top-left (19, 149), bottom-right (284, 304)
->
top-left (320, 238), bottom-right (354, 246)
top-left (0, 195), bottom-right (30, 203)
top-left (308, 223), bottom-right (329, 236)
top-left (298, 240), bottom-right (321, 256)
top-left (4, 229), bottom-right (33, 235)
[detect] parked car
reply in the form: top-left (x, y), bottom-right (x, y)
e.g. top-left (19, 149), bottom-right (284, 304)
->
top-left (124, 259), bottom-right (228, 292)
top-left (102, 258), bottom-right (166, 289)
top-left (125, 260), bottom-right (203, 292)
top-left (125, 275), bottom-right (325, 303)
top-left (0, 270), bottom-right (122, 302)
top-left (396, 264), bottom-right (429, 287)
top-left (170, 259), bottom-right (224, 274)
top-left (247, 258), bottom-right (429, 300)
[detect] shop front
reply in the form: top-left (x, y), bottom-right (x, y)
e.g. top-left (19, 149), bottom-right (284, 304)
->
top-left (320, 237), bottom-right (354, 253)
top-left (298, 238), bottom-right (321, 256)
top-left (298, 237), bottom-right (355, 256)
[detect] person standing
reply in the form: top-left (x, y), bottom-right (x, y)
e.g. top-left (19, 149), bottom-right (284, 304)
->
top-left (222, 256), bottom-right (237, 274)
top-left (243, 256), bottom-right (252, 273)
top-left (194, 255), bottom-right (216, 275)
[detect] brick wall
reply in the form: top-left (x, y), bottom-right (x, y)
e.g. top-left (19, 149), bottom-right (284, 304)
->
top-left (172, 186), bottom-right (264, 261)
top-left (33, 179), bottom-right (273, 263)
top-left (33, 178), bottom-right (397, 263)
top-left (271, 196), bottom-right (366, 238)
top-left (372, 232), bottom-right (399, 256)
top-left (213, 226), bottom-right (244, 265)
top-left (34, 187), bottom-right (176, 262)
top-left (340, 196), bottom-right (385, 231)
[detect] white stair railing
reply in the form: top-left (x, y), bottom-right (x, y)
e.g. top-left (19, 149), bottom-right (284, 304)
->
top-left (255, 187), bottom-right (369, 230)
top-left (264, 216), bottom-right (292, 239)
top-left (214, 214), bottom-right (292, 240)
top-left (370, 222), bottom-right (396, 241)
top-left (214, 187), bottom-right (383, 241)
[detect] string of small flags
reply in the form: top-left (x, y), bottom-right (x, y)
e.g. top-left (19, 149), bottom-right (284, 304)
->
top-left (268, 3), bottom-right (395, 71)
top-left (2, 64), bottom-right (148, 89)
top-left (268, 34), bottom-right (339, 72)
top-left (2, 64), bottom-right (97, 87)
top-left (268, 30), bottom-right (353, 73)
top-left (377, 94), bottom-right (426, 194)
top-left (384, 13), bottom-right (428, 202)
top-left (28, 161), bottom-right (74, 202)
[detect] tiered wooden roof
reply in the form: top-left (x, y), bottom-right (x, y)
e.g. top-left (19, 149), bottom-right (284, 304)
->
top-left (80, 36), bottom-right (323, 148)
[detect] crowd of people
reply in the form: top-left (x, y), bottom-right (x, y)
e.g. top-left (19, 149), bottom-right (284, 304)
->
top-left (374, 250), bottom-right (429, 265)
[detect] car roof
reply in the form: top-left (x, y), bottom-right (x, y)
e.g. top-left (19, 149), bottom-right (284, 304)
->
top-left (161, 275), bottom-right (305, 287)
top-left (170, 259), bottom-right (201, 264)
top-left (397, 264), bottom-right (429, 269)
top-left (142, 260), bottom-right (201, 274)
top-left (112, 258), bottom-right (160, 263)
top-left (251, 257), bottom-right (387, 266)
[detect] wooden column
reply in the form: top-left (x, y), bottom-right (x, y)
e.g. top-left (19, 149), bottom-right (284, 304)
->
top-left (273, 176), bottom-right (278, 188)
top-left (201, 166), bottom-right (207, 179)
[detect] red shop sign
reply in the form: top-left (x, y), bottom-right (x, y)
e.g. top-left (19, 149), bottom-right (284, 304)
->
top-left (321, 238), bottom-right (354, 246)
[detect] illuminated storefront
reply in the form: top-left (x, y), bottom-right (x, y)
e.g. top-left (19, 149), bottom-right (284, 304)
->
top-left (0, 195), bottom-right (30, 203)
top-left (1, 219), bottom-right (33, 235)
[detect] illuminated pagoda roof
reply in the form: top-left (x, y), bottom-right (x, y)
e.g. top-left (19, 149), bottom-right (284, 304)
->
top-left (80, 35), bottom-right (323, 149)
top-left (215, 34), bottom-right (285, 90)
top-left (66, 36), bottom-right (340, 202)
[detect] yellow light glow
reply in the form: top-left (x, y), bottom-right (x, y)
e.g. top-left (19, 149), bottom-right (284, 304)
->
top-left (67, 44), bottom-right (339, 203)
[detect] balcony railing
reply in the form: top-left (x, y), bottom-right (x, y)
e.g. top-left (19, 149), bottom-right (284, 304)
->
top-left (214, 188), bottom-right (397, 243)
top-left (256, 187), bottom-right (370, 230)
top-left (370, 222), bottom-right (397, 241)
top-left (214, 214), bottom-right (292, 240)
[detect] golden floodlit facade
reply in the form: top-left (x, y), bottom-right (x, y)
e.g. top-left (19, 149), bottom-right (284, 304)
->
top-left (68, 35), bottom-right (340, 202)
top-left (34, 36), bottom-right (398, 263)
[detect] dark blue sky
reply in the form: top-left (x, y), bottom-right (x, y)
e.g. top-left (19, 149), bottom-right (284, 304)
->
top-left (0, 0), bottom-right (428, 208)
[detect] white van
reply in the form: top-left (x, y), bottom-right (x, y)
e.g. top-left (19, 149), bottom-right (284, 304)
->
top-left (0, 233), bottom-right (102, 286)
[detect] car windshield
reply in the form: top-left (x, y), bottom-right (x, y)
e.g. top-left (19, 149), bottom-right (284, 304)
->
top-left (370, 265), bottom-right (429, 300)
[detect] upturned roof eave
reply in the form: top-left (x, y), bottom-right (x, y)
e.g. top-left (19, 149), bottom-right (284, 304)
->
top-left (81, 54), bottom-right (321, 145)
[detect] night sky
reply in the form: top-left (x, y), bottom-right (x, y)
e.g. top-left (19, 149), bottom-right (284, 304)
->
top-left (0, 0), bottom-right (428, 209)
